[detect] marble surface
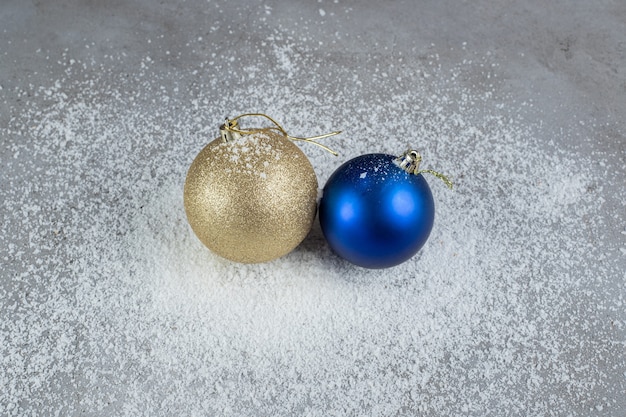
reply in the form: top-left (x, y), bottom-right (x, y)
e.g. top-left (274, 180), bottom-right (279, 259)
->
top-left (1, 1), bottom-right (624, 416)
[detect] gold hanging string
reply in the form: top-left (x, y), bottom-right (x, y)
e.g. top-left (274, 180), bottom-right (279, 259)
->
top-left (416, 169), bottom-right (453, 189)
top-left (222, 113), bottom-right (341, 156)
top-left (395, 150), bottom-right (453, 189)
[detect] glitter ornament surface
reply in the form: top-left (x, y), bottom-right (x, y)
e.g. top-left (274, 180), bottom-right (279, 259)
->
top-left (184, 129), bottom-right (318, 263)
top-left (319, 153), bottom-right (436, 268)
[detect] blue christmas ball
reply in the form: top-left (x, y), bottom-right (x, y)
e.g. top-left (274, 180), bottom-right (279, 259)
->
top-left (319, 153), bottom-right (435, 269)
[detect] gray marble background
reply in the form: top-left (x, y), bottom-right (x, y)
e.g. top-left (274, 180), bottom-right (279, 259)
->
top-left (1, 0), bottom-right (624, 416)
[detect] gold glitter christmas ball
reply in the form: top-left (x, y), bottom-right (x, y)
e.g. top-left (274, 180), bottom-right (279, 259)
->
top-left (184, 128), bottom-right (318, 263)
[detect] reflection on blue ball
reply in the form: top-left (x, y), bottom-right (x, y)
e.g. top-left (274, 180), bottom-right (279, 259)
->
top-left (319, 153), bottom-right (435, 269)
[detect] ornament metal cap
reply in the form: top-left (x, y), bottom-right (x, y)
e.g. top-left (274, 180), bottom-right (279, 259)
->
top-left (395, 150), bottom-right (423, 174)
top-left (220, 119), bottom-right (242, 142)
top-left (394, 149), bottom-right (453, 189)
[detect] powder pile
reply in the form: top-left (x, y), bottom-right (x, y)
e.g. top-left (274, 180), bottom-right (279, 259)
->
top-left (1, 15), bottom-right (625, 417)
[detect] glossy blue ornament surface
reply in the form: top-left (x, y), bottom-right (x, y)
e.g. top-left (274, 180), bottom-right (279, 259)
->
top-left (319, 153), bottom-right (435, 269)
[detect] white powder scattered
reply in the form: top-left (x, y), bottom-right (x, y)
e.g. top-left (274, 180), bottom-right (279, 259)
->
top-left (1, 17), bottom-right (624, 417)
top-left (213, 132), bottom-right (282, 177)
top-left (319, 8), bottom-right (326, 17)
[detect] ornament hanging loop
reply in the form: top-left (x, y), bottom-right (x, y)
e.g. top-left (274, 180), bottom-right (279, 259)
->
top-left (221, 113), bottom-right (340, 156)
top-left (395, 149), bottom-right (453, 189)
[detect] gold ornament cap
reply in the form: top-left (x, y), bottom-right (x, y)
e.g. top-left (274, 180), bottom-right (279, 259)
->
top-left (219, 119), bottom-right (242, 142)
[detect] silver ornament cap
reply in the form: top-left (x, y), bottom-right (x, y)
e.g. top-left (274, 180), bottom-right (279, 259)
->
top-left (395, 150), bottom-right (423, 174)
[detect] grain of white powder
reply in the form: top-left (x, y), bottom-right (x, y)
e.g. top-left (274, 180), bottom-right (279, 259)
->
top-left (1, 23), bottom-right (625, 417)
